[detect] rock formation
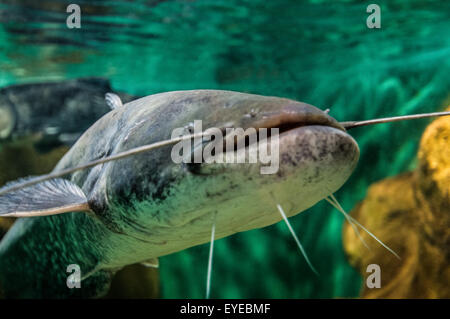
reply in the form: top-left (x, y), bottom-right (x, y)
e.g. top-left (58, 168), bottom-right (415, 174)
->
top-left (343, 107), bottom-right (450, 298)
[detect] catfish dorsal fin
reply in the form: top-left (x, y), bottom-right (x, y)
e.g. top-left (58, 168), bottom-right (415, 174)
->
top-left (0, 178), bottom-right (90, 217)
top-left (105, 93), bottom-right (123, 110)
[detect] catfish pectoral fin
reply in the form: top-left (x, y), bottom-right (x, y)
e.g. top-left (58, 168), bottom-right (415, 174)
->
top-left (0, 177), bottom-right (91, 217)
top-left (140, 258), bottom-right (159, 268)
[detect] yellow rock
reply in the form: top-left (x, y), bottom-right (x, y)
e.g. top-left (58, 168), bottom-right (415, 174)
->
top-left (416, 108), bottom-right (450, 248)
top-left (343, 106), bottom-right (450, 298)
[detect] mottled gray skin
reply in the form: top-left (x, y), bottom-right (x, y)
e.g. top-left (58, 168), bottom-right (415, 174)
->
top-left (0, 78), bottom-right (137, 148)
top-left (0, 90), bottom-right (359, 298)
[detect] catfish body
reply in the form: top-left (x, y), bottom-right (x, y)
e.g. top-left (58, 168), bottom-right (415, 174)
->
top-left (0, 90), bottom-right (359, 298)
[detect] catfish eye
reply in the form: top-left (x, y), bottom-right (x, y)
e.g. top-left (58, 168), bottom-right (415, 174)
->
top-left (184, 136), bottom-right (221, 175)
top-left (184, 122), bottom-right (194, 134)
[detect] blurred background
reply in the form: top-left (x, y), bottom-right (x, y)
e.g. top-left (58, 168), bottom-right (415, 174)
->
top-left (0, 0), bottom-right (449, 298)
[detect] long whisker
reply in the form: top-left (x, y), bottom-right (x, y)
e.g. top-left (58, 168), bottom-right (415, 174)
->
top-left (0, 131), bottom-right (213, 196)
top-left (340, 110), bottom-right (450, 130)
top-left (324, 196), bottom-right (370, 250)
top-left (325, 194), bottom-right (400, 260)
top-left (205, 212), bottom-right (217, 299)
top-left (276, 204), bottom-right (319, 276)
top-left (3, 110), bottom-right (449, 196)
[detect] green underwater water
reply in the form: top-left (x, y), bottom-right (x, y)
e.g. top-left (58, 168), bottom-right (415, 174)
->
top-left (0, 0), bottom-right (449, 298)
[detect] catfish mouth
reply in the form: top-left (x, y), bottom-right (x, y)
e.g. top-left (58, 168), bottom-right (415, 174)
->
top-left (222, 109), bottom-right (346, 152)
top-left (187, 107), bottom-right (346, 167)
top-left (252, 110), bottom-right (345, 135)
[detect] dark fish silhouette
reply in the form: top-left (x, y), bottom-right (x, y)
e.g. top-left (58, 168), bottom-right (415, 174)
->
top-left (0, 78), bottom-right (136, 150)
